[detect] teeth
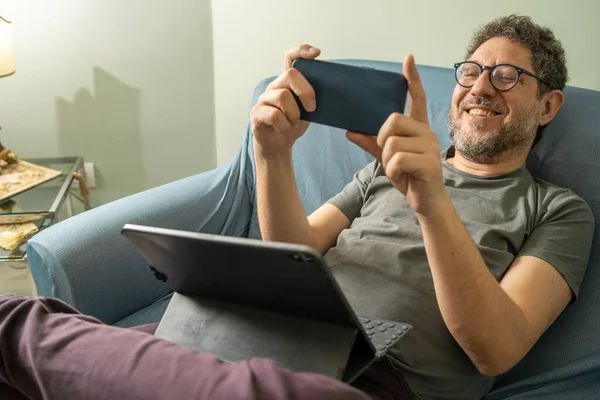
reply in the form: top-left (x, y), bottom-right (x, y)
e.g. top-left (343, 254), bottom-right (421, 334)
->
top-left (469, 108), bottom-right (498, 117)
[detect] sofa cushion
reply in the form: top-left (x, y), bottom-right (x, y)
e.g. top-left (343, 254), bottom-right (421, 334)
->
top-left (113, 293), bottom-right (173, 328)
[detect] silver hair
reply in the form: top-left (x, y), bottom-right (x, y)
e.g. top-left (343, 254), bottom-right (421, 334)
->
top-left (465, 15), bottom-right (568, 97)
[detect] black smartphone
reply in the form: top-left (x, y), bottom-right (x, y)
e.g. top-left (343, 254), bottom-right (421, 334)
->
top-left (291, 59), bottom-right (408, 136)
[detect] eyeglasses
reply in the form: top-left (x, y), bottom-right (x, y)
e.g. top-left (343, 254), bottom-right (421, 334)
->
top-left (453, 61), bottom-right (551, 92)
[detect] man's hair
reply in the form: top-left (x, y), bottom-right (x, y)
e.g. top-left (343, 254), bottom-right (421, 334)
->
top-left (464, 15), bottom-right (567, 146)
top-left (465, 15), bottom-right (568, 97)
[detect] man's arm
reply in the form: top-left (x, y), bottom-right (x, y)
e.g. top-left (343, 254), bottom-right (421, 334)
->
top-left (254, 150), bottom-right (313, 246)
top-left (254, 150), bottom-right (350, 254)
top-left (418, 199), bottom-right (571, 376)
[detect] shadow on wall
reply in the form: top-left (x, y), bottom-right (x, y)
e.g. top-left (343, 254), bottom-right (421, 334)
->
top-left (56, 67), bottom-right (143, 206)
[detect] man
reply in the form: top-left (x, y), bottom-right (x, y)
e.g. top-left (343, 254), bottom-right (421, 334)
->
top-left (250, 14), bottom-right (593, 399)
top-left (0, 15), bottom-right (594, 400)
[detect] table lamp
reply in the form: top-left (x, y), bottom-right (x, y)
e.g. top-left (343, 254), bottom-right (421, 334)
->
top-left (0, 16), bottom-right (15, 77)
top-left (0, 16), bottom-right (17, 168)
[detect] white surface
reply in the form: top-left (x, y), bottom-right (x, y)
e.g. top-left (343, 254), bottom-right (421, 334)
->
top-left (84, 162), bottom-right (96, 188)
top-left (0, 0), bottom-right (216, 206)
top-left (71, 161), bottom-right (96, 189)
top-left (1, 1), bottom-right (597, 197)
top-left (212, 0), bottom-right (600, 165)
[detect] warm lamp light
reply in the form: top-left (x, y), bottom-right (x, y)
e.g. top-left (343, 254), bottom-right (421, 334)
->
top-left (0, 16), bottom-right (15, 77)
top-left (0, 16), bottom-right (17, 166)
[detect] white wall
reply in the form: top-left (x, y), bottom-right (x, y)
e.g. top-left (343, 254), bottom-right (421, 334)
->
top-left (1, 1), bottom-right (597, 202)
top-left (212, 0), bottom-right (600, 165)
top-left (1, 0), bottom-right (216, 205)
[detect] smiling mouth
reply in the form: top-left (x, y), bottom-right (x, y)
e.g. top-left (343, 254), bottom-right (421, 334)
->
top-left (467, 108), bottom-right (500, 117)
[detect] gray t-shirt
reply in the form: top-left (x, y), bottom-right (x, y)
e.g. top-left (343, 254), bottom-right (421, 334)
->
top-left (325, 148), bottom-right (594, 400)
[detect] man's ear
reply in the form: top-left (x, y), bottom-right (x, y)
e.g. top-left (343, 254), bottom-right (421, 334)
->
top-left (539, 89), bottom-right (565, 126)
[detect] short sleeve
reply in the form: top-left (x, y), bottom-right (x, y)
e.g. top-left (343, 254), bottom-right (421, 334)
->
top-left (326, 160), bottom-right (378, 223)
top-left (517, 188), bottom-right (595, 301)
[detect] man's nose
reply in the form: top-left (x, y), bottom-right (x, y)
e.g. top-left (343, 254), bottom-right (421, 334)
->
top-left (469, 70), bottom-right (497, 97)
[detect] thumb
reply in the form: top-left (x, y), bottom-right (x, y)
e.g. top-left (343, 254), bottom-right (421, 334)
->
top-left (346, 131), bottom-right (382, 161)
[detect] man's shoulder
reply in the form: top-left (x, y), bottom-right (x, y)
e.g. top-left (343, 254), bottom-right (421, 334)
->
top-left (532, 176), bottom-right (586, 202)
top-left (530, 176), bottom-right (594, 223)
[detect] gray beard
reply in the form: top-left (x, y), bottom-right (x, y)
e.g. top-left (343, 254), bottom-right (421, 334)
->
top-left (448, 102), bottom-right (539, 164)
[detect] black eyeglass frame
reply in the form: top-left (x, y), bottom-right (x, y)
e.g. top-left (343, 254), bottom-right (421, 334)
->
top-left (453, 61), bottom-right (551, 92)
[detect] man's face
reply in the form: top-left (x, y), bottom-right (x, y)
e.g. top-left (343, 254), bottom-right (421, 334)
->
top-left (448, 37), bottom-right (543, 163)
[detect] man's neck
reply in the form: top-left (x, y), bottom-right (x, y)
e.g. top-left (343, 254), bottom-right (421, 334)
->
top-left (446, 148), bottom-right (527, 177)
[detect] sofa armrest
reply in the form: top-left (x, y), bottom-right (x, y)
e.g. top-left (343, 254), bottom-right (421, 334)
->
top-left (27, 148), bottom-right (254, 324)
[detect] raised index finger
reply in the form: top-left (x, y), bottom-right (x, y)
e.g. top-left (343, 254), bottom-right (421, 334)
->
top-left (284, 44), bottom-right (321, 70)
top-left (403, 54), bottom-right (428, 124)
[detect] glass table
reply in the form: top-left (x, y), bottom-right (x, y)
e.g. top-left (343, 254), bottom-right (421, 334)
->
top-left (0, 156), bottom-right (90, 261)
top-left (0, 156), bottom-right (92, 296)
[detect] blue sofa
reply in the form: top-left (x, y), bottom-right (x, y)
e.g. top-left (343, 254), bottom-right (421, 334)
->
top-left (28, 60), bottom-right (600, 399)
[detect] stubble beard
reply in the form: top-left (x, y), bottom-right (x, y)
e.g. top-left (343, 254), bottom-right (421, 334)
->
top-left (448, 98), bottom-right (539, 164)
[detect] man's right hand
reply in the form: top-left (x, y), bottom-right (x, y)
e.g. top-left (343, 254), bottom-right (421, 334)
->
top-left (251, 44), bottom-right (320, 158)
top-left (251, 44), bottom-right (351, 254)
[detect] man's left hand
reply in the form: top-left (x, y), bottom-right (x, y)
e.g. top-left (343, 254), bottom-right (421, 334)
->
top-left (347, 55), bottom-right (447, 217)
